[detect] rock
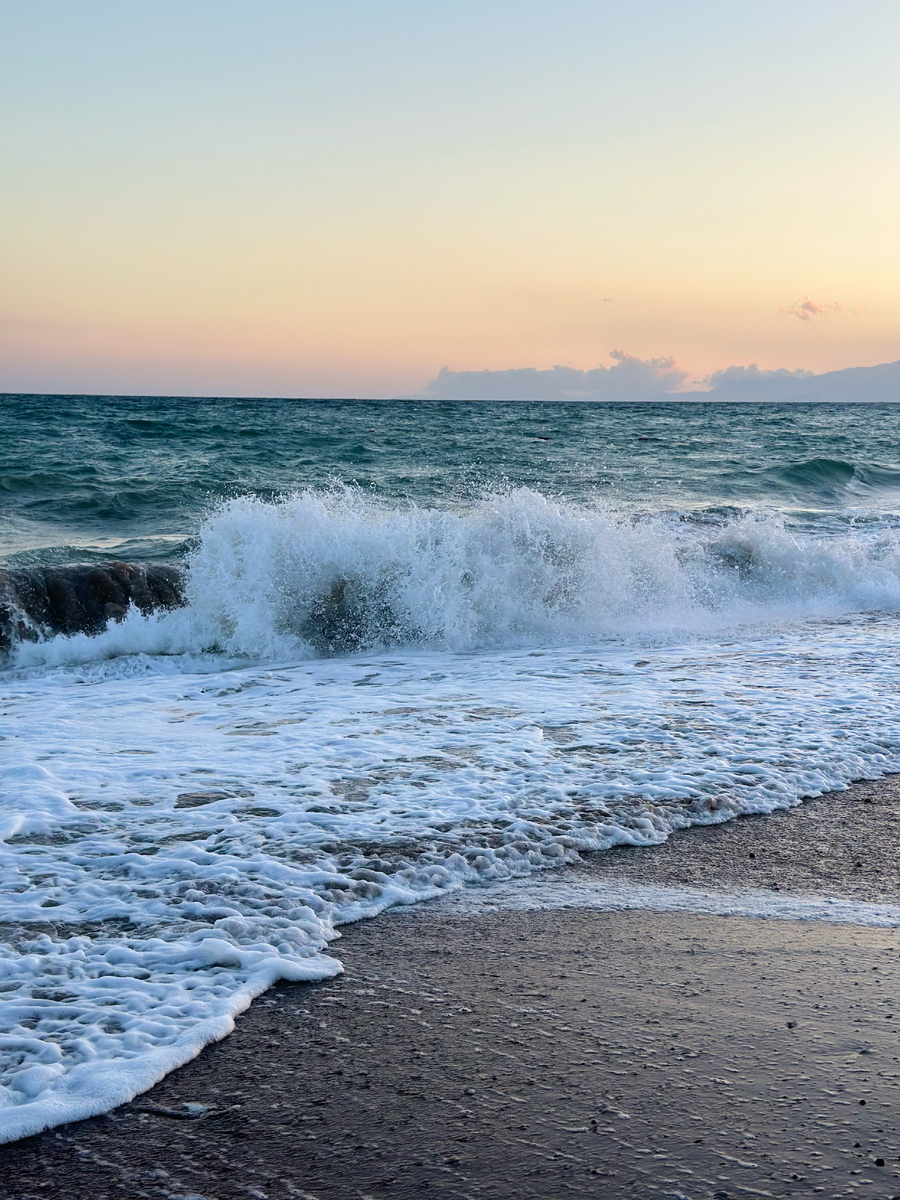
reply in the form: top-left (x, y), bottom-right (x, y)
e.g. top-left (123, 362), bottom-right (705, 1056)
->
top-left (0, 561), bottom-right (186, 651)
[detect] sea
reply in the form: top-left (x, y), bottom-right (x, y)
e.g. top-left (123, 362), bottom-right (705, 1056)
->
top-left (2, 394), bottom-right (900, 1141)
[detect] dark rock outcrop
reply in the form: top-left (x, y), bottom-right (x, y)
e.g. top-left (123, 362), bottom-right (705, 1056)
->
top-left (0, 562), bottom-right (186, 652)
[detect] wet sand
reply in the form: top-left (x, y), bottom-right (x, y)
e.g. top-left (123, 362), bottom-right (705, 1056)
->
top-left (2, 777), bottom-right (899, 1200)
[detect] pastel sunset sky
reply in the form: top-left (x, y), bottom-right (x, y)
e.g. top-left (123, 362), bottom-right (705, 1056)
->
top-left (2, 0), bottom-right (898, 397)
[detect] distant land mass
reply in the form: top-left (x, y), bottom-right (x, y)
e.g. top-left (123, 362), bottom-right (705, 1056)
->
top-left (423, 357), bottom-right (900, 403)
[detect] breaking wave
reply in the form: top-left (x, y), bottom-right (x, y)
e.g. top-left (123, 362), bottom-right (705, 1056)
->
top-left (7, 487), bottom-right (900, 669)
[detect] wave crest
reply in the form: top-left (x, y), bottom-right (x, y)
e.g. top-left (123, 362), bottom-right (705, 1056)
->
top-left (8, 487), bottom-right (900, 668)
top-left (776, 457), bottom-right (900, 500)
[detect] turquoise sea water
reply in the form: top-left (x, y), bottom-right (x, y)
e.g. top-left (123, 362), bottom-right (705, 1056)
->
top-left (4, 396), bottom-right (900, 566)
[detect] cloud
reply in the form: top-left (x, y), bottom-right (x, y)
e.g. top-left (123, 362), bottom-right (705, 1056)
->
top-left (421, 357), bottom-right (899, 403)
top-left (702, 363), bottom-right (813, 388)
top-left (421, 355), bottom-right (898, 404)
top-left (781, 296), bottom-right (841, 321)
top-left (697, 359), bottom-right (899, 403)
top-left (423, 350), bottom-right (688, 400)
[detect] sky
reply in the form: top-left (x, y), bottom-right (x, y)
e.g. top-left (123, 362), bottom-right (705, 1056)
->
top-left (1, 0), bottom-right (898, 398)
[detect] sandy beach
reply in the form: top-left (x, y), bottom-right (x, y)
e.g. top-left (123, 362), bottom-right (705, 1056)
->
top-left (1, 776), bottom-right (898, 1200)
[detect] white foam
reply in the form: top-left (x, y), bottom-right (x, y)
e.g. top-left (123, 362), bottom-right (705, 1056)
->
top-left (1, 610), bottom-right (899, 1140)
top-left (0, 946), bottom-right (339, 1144)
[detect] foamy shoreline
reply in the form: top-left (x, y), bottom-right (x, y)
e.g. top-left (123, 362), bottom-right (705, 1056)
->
top-left (2, 776), bottom-right (898, 1198)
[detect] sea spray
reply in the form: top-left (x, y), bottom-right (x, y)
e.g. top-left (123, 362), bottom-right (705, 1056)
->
top-left (8, 487), bottom-right (900, 668)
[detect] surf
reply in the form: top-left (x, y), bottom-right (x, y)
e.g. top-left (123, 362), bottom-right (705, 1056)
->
top-left (5, 487), bottom-right (900, 669)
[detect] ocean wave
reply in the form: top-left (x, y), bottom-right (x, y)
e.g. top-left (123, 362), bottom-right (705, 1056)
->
top-left (773, 457), bottom-right (900, 500)
top-left (5, 487), bottom-right (900, 669)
